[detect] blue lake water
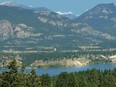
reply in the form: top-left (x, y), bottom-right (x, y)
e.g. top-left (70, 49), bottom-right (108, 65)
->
top-left (0, 63), bottom-right (116, 76)
top-left (36, 62), bottom-right (116, 76)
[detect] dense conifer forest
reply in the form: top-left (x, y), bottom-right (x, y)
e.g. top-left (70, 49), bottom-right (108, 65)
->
top-left (0, 59), bottom-right (116, 87)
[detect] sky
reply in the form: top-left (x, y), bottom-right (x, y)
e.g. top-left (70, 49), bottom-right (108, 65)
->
top-left (0, 0), bottom-right (116, 16)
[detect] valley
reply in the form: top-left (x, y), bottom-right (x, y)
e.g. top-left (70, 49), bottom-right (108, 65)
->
top-left (0, 1), bottom-right (116, 87)
top-left (0, 2), bottom-right (116, 68)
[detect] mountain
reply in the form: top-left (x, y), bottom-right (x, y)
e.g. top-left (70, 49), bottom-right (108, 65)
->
top-left (0, 2), bottom-right (116, 53)
top-left (0, 20), bottom-right (13, 38)
top-left (75, 3), bottom-right (116, 36)
top-left (0, 5), bottom-right (78, 51)
top-left (0, 2), bottom-right (116, 65)
top-left (0, 1), bottom-right (16, 6)
top-left (0, 1), bottom-right (32, 9)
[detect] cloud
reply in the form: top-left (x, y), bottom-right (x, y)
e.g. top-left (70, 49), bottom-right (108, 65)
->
top-left (56, 11), bottom-right (73, 15)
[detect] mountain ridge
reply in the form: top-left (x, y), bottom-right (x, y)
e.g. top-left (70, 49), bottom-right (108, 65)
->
top-left (0, 2), bottom-right (116, 52)
top-left (75, 3), bottom-right (116, 36)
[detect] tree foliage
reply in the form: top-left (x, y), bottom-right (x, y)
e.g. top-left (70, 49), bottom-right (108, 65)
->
top-left (0, 59), bottom-right (116, 87)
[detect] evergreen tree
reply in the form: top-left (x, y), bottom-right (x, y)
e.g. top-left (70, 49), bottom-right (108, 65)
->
top-left (7, 59), bottom-right (18, 73)
top-left (55, 72), bottom-right (77, 87)
top-left (41, 74), bottom-right (52, 87)
top-left (102, 73), bottom-right (116, 87)
top-left (55, 72), bottom-right (69, 87)
top-left (28, 69), bottom-right (41, 87)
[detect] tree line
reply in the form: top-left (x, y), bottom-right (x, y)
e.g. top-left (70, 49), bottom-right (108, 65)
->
top-left (0, 59), bottom-right (116, 87)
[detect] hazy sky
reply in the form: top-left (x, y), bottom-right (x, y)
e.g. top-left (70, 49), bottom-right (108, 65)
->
top-left (0, 0), bottom-right (116, 15)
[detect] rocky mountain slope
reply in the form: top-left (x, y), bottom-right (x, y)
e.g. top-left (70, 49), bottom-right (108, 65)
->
top-left (0, 20), bottom-right (13, 38)
top-left (75, 3), bottom-right (116, 36)
top-left (0, 2), bottom-right (116, 52)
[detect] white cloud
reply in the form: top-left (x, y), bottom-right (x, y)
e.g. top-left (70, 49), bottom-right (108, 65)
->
top-left (56, 11), bottom-right (73, 15)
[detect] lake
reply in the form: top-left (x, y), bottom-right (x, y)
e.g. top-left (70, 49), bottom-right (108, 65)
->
top-left (0, 63), bottom-right (116, 76)
top-left (36, 62), bottom-right (116, 76)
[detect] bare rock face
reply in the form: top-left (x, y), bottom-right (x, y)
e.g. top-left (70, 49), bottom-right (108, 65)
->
top-left (0, 20), bottom-right (13, 37)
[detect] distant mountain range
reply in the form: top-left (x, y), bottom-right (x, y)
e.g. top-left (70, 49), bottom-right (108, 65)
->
top-left (0, 2), bottom-right (116, 52)
top-left (0, 1), bottom-right (32, 9)
top-left (75, 3), bottom-right (116, 36)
